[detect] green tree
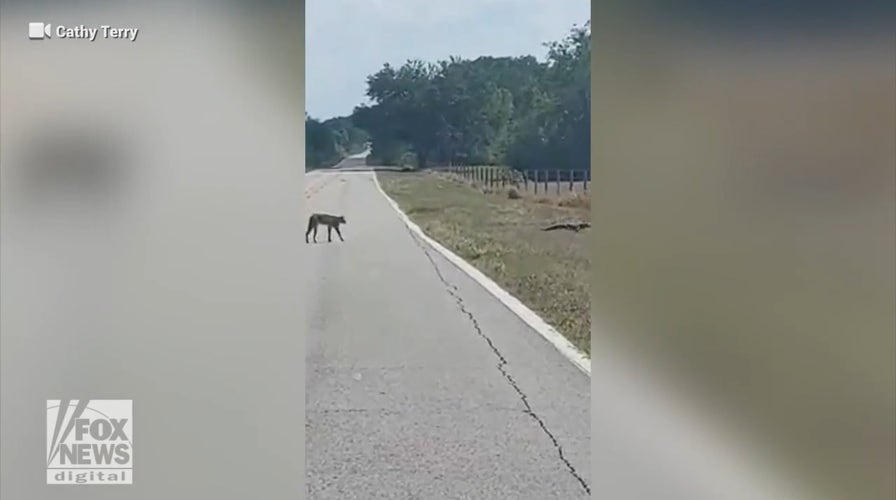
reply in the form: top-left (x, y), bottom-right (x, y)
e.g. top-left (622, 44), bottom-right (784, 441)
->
top-left (306, 114), bottom-right (338, 169)
top-left (305, 113), bottom-right (371, 170)
top-left (344, 20), bottom-right (590, 173)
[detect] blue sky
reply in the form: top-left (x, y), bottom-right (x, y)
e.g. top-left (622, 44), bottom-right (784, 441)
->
top-left (306, 0), bottom-right (590, 119)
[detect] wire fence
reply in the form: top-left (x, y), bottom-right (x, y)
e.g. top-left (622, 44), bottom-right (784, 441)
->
top-left (435, 165), bottom-right (590, 196)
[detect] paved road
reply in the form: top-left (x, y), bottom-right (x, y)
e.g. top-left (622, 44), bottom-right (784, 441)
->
top-left (304, 161), bottom-right (590, 499)
top-left (345, 148), bottom-right (372, 160)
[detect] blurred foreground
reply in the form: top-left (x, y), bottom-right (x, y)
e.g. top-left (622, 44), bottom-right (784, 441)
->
top-left (593, 8), bottom-right (894, 500)
top-left (1, 1), bottom-right (304, 499)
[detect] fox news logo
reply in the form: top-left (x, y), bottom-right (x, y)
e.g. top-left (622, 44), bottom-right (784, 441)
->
top-left (46, 399), bottom-right (133, 485)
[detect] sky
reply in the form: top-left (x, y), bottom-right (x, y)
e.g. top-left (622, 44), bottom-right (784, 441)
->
top-left (305, 0), bottom-right (591, 120)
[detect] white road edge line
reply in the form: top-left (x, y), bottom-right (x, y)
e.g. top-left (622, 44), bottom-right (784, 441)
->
top-left (370, 171), bottom-right (591, 377)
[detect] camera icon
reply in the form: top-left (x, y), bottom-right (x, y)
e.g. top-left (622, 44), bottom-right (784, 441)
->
top-left (28, 22), bottom-right (52, 40)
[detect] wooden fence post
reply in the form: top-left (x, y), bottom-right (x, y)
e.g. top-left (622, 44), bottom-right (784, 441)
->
top-left (543, 170), bottom-right (548, 193)
top-left (569, 170), bottom-right (574, 191)
top-left (555, 169), bottom-right (561, 195)
top-left (534, 170), bottom-right (539, 194)
top-left (524, 171), bottom-right (529, 190)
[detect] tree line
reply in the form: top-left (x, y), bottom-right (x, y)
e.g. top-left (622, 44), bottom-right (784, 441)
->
top-left (306, 20), bottom-right (589, 173)
top-left (305, 114), bottom-right (370, 170)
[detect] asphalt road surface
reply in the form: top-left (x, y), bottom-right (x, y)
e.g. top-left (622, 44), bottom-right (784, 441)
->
top-left (304, 161), bottom-right (591, 499)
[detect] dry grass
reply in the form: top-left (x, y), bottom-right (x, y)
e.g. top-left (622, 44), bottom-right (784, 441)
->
top-left (438, 167), bottom-right (590, 199)
top-left (447, 171), bottom-right (592, 210)
top-left (518, 180), bottom-right (591, 198)
top-left (557, 193), bottom-right (590, 209)
top-left (377, 170), bottom-right (591, 355)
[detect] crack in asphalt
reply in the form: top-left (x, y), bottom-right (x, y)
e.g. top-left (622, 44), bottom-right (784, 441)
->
top-left (398, 217), bottom-right (591, 496)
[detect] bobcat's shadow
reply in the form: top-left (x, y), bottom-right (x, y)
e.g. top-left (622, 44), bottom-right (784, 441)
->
top-left (306, 240), bottom-right (344, 244)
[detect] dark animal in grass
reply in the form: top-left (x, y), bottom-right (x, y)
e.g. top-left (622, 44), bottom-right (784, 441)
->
top-left (306, 213), bottom-right (346, 243)
top-left (542, 221), bottom-right (591, 232)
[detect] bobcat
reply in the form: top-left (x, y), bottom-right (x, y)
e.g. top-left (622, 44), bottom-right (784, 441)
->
top-left (306, 213), bottom-right (346, 243)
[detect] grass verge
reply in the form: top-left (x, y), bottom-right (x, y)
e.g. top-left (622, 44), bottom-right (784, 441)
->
top-left (377, 170), bottom-right (590, 355)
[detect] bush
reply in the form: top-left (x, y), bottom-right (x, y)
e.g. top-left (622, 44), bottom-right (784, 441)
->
top-left (558, 193), bottom-right (590, 209)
